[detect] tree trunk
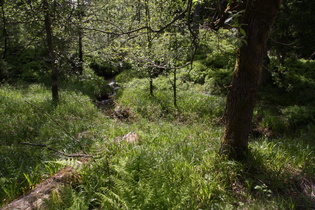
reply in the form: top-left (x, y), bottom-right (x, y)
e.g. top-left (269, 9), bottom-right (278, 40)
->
top-left (192, 3), bottom-right (201, 37)
top-left (78, 29), bottom-right (83, 75)
top-left (77, 0), bottom-right (84, 75)
top-left (259, 50), bottom-right (272, 86)
top-left (1, 0), bottom-right (7, 59)
top-left (43, 0), bottom-right (59, 103)
top-left (149, 76), bottom-right (154, 96)
top-left (220, 0), bottom-right (282, 160)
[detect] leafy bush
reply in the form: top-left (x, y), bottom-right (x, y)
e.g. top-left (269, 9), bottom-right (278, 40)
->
top-left (204, 51), bottom-right (234, 69)
top-left (264, 58), bottom-right (315, 106)
top-left (4, 47), bottom-right (49, 83)
top-left (184, 30), bottom-right (236, 93)
top-left (0, 59), bottom-right (11, 81)
top-left (283, 105), bottom-right (315, 130)
top-left (206, 68), bottom-right (233, 94)
top-left (60, 67), bottom-right (110, 100)
top-left (115, 68), bottom-right (143, 84)
top-left (180, 61), bottom-right (208, 84)
top-left (89, 57), bottom-right (131, 79)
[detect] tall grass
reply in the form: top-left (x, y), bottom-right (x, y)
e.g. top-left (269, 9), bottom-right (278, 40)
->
top-left (1, 58), bottom-right (315, 209)
top-left (44, 72), bottom-right (315, 209)
top-left (0, 83), bottom-right (104, 205)
top-left (57, 121), bottom-right (314, 209)
top-left (117, 77), bottom-right (225, 124)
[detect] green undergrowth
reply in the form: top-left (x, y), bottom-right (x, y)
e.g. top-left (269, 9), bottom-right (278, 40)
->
top-left (0, 83), bottom-right (103, 204)
top-left (117, 77), bottom-right (225, 124)
top-left (1, 58), bottom-right (315, 209)
top-left (43, 121), bottom-right (315, 209)
top-left (255, 59), bottom-right (315, 137)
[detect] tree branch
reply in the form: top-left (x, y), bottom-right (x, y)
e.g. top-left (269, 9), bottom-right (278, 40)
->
top-left (186, 0), bottom-right (199, 70)
top-left (269, 37), bottom-right (296, 46)
top-left (145, 61), bottom-right (190, 70)
top-left (209, 0), bottom-right (244, 31)
top-left (20, 142), bottom-right (93, 158)
top-left (24, 100), bottom-right (87, 154)
top-left (82, 0), bottom-right (193, 36)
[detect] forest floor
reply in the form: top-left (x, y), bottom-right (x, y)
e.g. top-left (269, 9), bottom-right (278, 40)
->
top-left (1, 58), bottom-right (315, 209)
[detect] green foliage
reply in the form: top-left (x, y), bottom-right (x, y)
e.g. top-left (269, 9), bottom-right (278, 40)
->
top-left (180, 30), bottom-right (235, 92)
top-left (270, 0), bottom-right (315, 59)
top-left (115, 69), bottom-right (142, 84)
top-left (43, 186), bottom-right (89, 210)
top-left (117, 77), bottom-right (225, 123)
top-left (257, 58), bottom-right (315, 136)
top-left (1, 48), bottom-right (49, 82)
top-left (204, 51), bottom-right (234, 69)
top-left (0, 59), bottom-right (11, 81)
top-left (68, 122), bottom-right (314, 209)
top-left (1, 0), bottom-right (315, 208)
top-left (0, 84), bottom-right (101, 204)
top-left (1, 65), bottom-right (315, 208)
top-left (60, 67), bottom-right (110, 100)
top-left (89, 57), bottom-right (130, 79)
top-left (206, 68), bottom-right (233, 94)
top-left (181, 61), bottom-right (208, 84)
top-left (80, 120), bottom-right (240, 209)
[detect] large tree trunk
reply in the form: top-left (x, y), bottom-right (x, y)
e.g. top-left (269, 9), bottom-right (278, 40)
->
top-left (220, 0), bottom-right (282, 160)
top-left (43, 0), bottom-right (59, 103)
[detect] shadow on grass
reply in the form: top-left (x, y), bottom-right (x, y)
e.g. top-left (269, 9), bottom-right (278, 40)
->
top-left (237, 148), bottom-right (315, 209)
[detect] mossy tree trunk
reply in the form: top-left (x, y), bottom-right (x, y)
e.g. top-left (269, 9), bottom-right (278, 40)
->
top-left (220, 0), bottom-right (282, 160)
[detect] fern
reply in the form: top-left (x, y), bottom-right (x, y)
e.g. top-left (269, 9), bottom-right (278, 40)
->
top-left (96, 187), bottom-right (129, 210)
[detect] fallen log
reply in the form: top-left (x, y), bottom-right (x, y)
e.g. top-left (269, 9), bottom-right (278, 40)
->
top-left (2, 132), bottom-right (140, 209)
top-left (2, 166), bottom-right (80, 210)
top-left (20, 142), bottom-right (93, 158)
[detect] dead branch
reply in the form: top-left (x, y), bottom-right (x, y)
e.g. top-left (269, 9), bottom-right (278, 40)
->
top-left (20, 142), bottom-right (93, 158)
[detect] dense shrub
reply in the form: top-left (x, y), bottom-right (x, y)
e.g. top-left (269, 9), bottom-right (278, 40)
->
top-left (256, 58), bottom-right (315, 135)
top-left (2, 48), bottom-right (49, 83)
top-left (89, 57), bottom-right (131, 79)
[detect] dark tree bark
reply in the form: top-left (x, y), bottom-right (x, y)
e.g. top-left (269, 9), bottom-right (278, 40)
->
top-left (77, 0), bottom-right (84, 75)
top-left (43, 0), bottom-right (59, 103)
top-left (149, 76), bottom-right (154, 96)
top-left (0, 0), bottom-right (7, 59)
top-left (192, 3), bottom-right (201, 37)
top-left (220, 0), bottom-right (282, 160)
top-left (259, 50), bottom-right (272, 86)
top-left (173, 68), bottom-right (177, 108)
top-left (145, 0), bottom-right (154, 97)
top-left (78, 29), bottom-right (83, 74)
